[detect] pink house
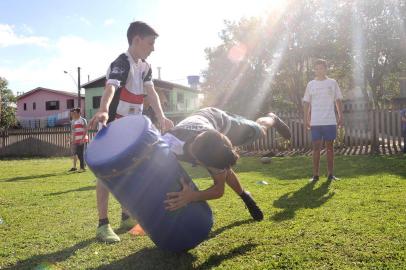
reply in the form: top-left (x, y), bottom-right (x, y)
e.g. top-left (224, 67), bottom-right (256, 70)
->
top-left (17, 87), bottom-right (85, 128)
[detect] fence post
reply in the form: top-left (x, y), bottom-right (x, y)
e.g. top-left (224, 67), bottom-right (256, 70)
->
top-left (1, 129), bottom-right (6, 149)
top-left (371, 109), bottom-right (380, 154)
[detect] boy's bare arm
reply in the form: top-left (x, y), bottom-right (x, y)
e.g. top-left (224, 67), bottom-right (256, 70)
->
top-left (336, 99), bottom-right (344, 127)
top-left (144, 85), bottom-right (173, 131)
top-left (303, 102), bottom-right (311, 129)
top-left (164, 170), bottom-right (227, 211)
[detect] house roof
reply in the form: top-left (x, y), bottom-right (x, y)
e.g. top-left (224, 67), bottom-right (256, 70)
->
top-left (17, 87), bottom-right (85, 100)
top-left (81, 76), bottom-right (199, 93)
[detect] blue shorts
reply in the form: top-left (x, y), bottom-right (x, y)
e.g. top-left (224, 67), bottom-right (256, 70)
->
top-left (311, 125), bottom-right (337, 141)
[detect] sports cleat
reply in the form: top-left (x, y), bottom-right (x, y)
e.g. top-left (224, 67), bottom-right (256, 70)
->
top-left (96, 224), bottom-right (120, 243)
top-left (240, 191), bottom-right (264, 221)
top-left (129, 224), bottom-right (146, 236)
top-left (327, 174), bottom-right (340, 181)
top-left (309, 175), bottom-right (319, 183)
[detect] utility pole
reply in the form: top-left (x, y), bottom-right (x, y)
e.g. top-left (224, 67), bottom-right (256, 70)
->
top-left (77, 67), bottom-right (81, 108)
top-left (157, 67), bottom-right (162, 80)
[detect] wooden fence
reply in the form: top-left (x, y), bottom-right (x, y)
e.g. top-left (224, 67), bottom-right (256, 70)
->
top-left (242, 109), bottom-right (405, 155)
top-left (0, 128), bottom-right (97, 157)
top-left (0, 109), bottom-right (405, 157)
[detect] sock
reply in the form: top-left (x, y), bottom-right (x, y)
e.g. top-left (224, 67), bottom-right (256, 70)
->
top-left (121, 212), bottom-right (130, 221)
top-left (98, 218), bottom-right (109, 227)
top-left (239, 190), bottom-right (250, 200)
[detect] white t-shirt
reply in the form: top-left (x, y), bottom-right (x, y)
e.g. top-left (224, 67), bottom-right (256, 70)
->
top-left (303, 78), bottom-right (343, 126)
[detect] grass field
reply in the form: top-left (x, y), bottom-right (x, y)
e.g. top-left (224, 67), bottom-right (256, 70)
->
top-left (0, 155), bottom-right (405, 269)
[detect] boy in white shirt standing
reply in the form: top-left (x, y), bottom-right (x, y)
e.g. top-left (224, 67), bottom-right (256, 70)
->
top-left (303, 59), bottom-right (344, 182)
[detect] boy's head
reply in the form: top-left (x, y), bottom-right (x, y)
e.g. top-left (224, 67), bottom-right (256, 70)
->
top-left (127, 21), bottom-right (158, 59)
top-left (70, 108), bottom-right (81, 119)
top-left (314, 59), bottom-right (328, 78)
top-left (190, 130), bottom-right (239, 170)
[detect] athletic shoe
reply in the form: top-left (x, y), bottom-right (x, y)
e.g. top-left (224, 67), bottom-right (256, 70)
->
top-left (309, 175), bottom-right (319, 183)
top-left (268, 113), bottom-right (291, 140)
top-left (240, 191), bottom-right (264, 221)
top-left (120, 217), bottom-right (137, 231)
top-left (327, 175), bottom-right (340, 181)
top-left (78, 168), bottom-right (87, 173)
top-left (68, 168), bottom-right (77, 172)
top-left (129, 224), bottom-right (146, 236)
top-left (96, 224), bottom-right (120, 243)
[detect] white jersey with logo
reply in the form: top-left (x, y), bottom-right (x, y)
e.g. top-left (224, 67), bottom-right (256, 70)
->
top-left (303, 78), bottom-right (343, 126)
top-left (105, 51), bottom-right (153, 121)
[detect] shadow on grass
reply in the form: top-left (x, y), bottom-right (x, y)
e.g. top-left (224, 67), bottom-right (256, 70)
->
top-left (90, 243), bottom-right (257, 270)
top-left (44, 185), bottom-right (96, 196)
top-left (3, 238), bottom-right (95, 270)
top-left (209, 219), bottom-right (254, 239)
top-left (0, 172), bottom-right (72, 182)
top-left (233, 155), bottom-right (406, 180)
top-left (196, 243), bottom-right (257, 270)
top-left (271, 179), bottom-right (334, 222)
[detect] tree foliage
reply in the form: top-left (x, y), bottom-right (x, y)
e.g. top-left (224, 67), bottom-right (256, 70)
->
top-left (0, 77), bottom-right (17, 129)
top-left (202, 0), bottom-right (406, 116)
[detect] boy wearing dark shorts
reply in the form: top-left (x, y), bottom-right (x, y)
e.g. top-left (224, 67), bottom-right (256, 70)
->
top-left (70, 108), bottom-right (88, 172)
top-left (161, 107), bottom-right (291, 221)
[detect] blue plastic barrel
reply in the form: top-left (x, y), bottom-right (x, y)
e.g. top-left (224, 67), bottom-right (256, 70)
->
top-left (85, 115), bottom-right (213, 252)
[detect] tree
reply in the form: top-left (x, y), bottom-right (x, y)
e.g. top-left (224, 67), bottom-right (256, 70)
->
top-left (202, 1), bottom-right (351, 115)
top-left (0, 77), bottom-right (17, 129)
top-left (202, 0), bottom-right (406, 114)
top-left (348, 0), bottom-right (406, 107)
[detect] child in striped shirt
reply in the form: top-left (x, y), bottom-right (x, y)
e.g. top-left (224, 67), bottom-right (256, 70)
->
top-left (70, 108), bottom-right (88, 172)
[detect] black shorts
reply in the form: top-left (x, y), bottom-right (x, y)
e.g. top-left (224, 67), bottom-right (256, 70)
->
top-left (195, 107), bottom-right (262, 146)
top-left (72, 144), bottom-right (86, 155)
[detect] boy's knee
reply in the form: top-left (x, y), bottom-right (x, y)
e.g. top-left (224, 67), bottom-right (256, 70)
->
top-left (312, 141), bottom-right (322, 151)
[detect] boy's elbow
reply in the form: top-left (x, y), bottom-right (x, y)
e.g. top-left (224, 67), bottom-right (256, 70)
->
top-left (214, 186), bottom-right (225, 199)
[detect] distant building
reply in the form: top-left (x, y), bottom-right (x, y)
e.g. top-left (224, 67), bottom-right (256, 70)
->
top-left (81, 76), bottom-right (201, 122)
top-left (16, 87), bottom-right (84, 128)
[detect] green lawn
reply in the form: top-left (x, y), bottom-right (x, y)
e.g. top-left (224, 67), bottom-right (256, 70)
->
top-left (0, 155), bottom-right (405, 270)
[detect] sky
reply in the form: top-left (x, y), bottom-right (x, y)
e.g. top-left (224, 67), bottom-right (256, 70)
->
top-left (0, 0), bottom-right (283, 95)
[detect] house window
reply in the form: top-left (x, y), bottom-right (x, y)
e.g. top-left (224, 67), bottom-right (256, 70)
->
top-left (93, 96), bottom-right (101, 109)
top-left (24, 103), bottom-right (27, 111)
top-left (67, 99), bottom-right (74, 109)
top-left (33, 102), bottom-right (36, 110)
top-left (177, 92), bottom-right (184, 103)
top-left (46, 100), bottom-right (60, 110)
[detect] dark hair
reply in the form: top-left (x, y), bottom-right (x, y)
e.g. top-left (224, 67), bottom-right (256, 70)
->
top-left (70, 107), bottom-right (81, 113)
top-left (191, 130), bottom-right (239, 170)
top-left (314, 59), bottom-right (328, 68)
top-left (127, 21), bottom-right (159, 45)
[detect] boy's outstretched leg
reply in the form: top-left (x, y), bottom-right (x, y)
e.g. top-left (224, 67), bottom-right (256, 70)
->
top-left (256, 113), bottom-right (291, 140)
